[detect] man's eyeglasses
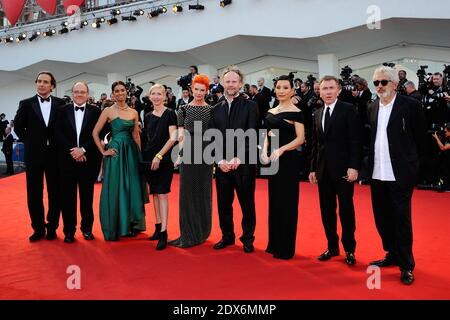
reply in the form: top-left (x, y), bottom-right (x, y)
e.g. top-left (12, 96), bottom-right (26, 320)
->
top-left (373, 79), bottom-right (392, 87)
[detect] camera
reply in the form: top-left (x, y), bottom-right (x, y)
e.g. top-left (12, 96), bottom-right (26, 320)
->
top-left (124, 78), bottom-right (143, 106)
top-left (416, 65), bottom-right (429, 79)
top-left (339, 66), bottom-right (355, 91)
top-left (382, 62), bottom-right (396, 68)
top-left (306, 74), bottom-right (316, 88)
top-left (177, 74), bottom-right (192, 89)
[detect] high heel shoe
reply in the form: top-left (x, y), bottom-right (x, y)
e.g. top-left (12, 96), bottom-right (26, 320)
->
top-left (156, 230), bottom-right (168, 250)
top-left (148, 223), bottom-right (161, 241)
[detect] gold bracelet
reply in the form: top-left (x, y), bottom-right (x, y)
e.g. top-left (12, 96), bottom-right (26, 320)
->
top-left (155, 153), bottom-right (163, 160)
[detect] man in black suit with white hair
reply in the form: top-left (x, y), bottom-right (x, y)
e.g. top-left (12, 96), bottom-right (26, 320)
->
top-left (368, 65), bottom-right (427, 285)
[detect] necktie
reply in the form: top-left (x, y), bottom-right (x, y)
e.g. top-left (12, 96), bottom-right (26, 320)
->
top-left (39, 96), bottom-right (50, 103)
top-left (324, 106), bottom-right (330, 131)
top-left (75, 106), bottom-right (85, 112)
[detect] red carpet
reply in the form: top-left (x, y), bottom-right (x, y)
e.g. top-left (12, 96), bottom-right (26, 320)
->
top-left (0, 173), bottom-right (449, 300)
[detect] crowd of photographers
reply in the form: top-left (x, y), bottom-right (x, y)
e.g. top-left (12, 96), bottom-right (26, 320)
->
top-left (2, 64), bottom-right (449, 191)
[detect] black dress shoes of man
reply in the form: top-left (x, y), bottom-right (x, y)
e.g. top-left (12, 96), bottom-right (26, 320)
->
top-left (64, 235), bottom-right (75, 243)
top-left (29, 231), bottom-right (45, 242)
top-left (213, 239), bottom-right (235, 250)
top-left (345, 252), bottom-right (356, 265)
top-left (243, 243), bottom-right (254, 253)
top-left (369, 254), bottom-right (398, 267)
top-left (83, 232), bottom-right (95, 240)
top-left (46, 229), bottom-right (57, 240)
top-left (400, 270), bottom-right (415, 285)
top-left (318, 248), bottom-right (340, 261)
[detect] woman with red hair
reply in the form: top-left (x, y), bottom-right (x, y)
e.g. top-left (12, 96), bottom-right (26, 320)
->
top-left (169, 74), bottom-right (215, 247)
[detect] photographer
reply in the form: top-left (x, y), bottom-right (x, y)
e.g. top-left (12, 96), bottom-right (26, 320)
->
top-left (338, 66), bottom-right (356, 104)
top-left (404, 81), bottom-right (422, 101)
top-left (177, 65), bottom-right (198, 89)
top-left (432, 123), bottom-right (450, 192)
top-left (397, 70), bottom-right (408, 95)
top-left (421, 72), bottom-right (450, 129)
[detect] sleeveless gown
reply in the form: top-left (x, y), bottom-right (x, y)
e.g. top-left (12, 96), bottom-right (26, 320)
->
top-left (100, 117), bottom-right (148, 241)
top-left (265, 111), bottom-right (304, 259)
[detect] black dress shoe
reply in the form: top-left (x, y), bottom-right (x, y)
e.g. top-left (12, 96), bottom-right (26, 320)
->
top-left (243, 243), bottom-right (254, 253)
top-left (213, 239), bottom-right (235, 250)
top-left (318, 248), bottom-right (340, 261)
top-left (46, 229), bottom-right (57, 240)
top-left (29, 231), bottom-right (45, 242)
top-left (83, 232), bottom-right (95, 240)
top-left (400, 270), bottom-right (415, 285)
top-left (369, 256), bottom-right (398, 267)
top-left (345, 252), bottom-right (356, 265)
top-left (64, 235), bottom-right (75, 243)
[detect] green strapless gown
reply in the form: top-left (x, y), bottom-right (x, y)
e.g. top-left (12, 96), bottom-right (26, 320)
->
top-left (100, 117), bottom-right (148, 241)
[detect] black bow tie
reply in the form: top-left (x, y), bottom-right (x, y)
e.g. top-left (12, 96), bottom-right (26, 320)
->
top-left (75, 106), bottom-right (85, 112)
top-left (39, 96), bottom-right (50, 103)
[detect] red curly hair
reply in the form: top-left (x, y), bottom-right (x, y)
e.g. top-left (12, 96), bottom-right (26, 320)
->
top-left (192, 74), bottom-right (210, 90)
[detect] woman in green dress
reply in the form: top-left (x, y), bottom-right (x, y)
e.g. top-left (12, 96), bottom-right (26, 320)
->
top-left (92, 81), bottom-right (148, 241)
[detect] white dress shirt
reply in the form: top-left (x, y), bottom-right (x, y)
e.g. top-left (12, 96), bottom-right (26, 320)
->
top-left (74, 104), bottom-right (86, 147)
top-left (38, 96), bottom-right (51, 127)
top-left (322, 99), bottom-right (337, 131)
top-left (372, 95), bottom-right (396, 181)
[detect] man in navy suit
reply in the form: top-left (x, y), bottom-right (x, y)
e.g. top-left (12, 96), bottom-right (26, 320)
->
top-left (55, 82), bottom-right (103, 243)
top-left (14, 71), bottom-right (66, 242)
top-left (367, 66), bottom-right (427, 285)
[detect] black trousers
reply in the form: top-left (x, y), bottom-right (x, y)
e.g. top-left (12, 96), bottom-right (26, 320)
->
top-left (215, 170), bottom-right (256, 245)
top-left (3, 150), bottom-right (14, 174)
top-left (25, 149), bottom-right (60, 233)
top-left (60, 162), bottom-right (97, 236)
top-left (318, 169), bottom-right (356, 252)
top-left (370, 179), bottom-right (415, 271)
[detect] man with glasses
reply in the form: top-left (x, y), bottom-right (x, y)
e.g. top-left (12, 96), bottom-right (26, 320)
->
top-left (367, 66), bottom-right (427, 285)
top-left (55, 82), bottom-right (103, 243)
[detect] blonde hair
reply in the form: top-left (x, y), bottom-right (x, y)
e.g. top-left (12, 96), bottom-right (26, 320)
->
top-left (148, 83), bottom-right (166, 95)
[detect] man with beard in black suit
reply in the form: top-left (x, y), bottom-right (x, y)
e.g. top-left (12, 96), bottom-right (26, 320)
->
top-left (14, 71), bottom-right (66, 242)
top-left (209, 66), bottom-right (258, 253)
top-left (55, 82), bottom-right (103, 243)
top-left (368, 66), bottom-right (427, 285)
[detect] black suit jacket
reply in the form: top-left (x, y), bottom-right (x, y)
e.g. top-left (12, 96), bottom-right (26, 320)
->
top-left (310, 100), bottom-right (362, 181)
top-left (55, 103), bottom-right (102, 174)
top-left (367, 95), bottom-right (427, 187)
top-left (209, 95), bottom-right (258, 175)
top-left (14, 95), bottom-right (66, 166)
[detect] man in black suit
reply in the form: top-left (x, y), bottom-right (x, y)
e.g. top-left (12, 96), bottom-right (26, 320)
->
top-left (0, 113), bottom-right (8, 139)
top-left (55, 82), bottom-right (103, 243)
top-left (368, 66), bottom-right (427, 285)
top-left (250, 84), bottom-right (267, 128)
top-left (209, 75), bottom-right (224, 94)
top-left (14, 71), bottom-right (66, 242)
top-left (209, 66), bottom-right (259, 253)
top-left (257, 77), bottom-right (272, 114)
top-left (2, 127), bottom-right (14, 175)
top-left (309, 75), bottom-right (362, 265)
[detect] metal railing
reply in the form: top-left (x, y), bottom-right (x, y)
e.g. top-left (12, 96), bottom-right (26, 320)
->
top-left (0, 0), bottom-right (203, 38)
top-left (0, 0), bottom-right (153, 30)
